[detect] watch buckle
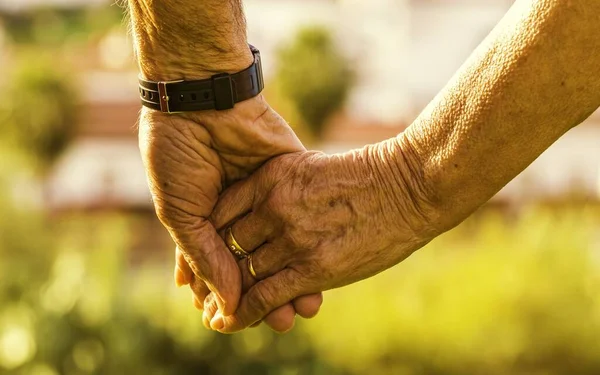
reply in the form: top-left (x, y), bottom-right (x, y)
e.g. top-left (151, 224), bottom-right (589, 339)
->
top-left (157, 80), bottom-right (183, 114)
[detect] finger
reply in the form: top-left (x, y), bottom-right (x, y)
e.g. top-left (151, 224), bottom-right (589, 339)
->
top-left (238, 250), bottom-right (323, 321)
top-left (204, 268), bottom-right (319, 331)
top-left (227, 212), bottom-right (274, 253)
top-left (218, 269), bottom-right (308, 333)
top-left (293, 293), bottom-right (323, 319)
top-left (263, 303), bottom-right (296, 333)
top-left (210, 175), bottom-right (258, 231)
top-left (204, 292), bottom-right (296, 333)
top-left (190, 276), bottom-right (210, 307)
top-left (177, 221), bottom-right (241, 316)
top-left (175, 246), bottom-right (193, 287)
top-left (234, 245), bottom-right (286, 294)
top-left (204, 293), bottom-right (220, 330)
top-left (243, 243), bottom-right (290, 282)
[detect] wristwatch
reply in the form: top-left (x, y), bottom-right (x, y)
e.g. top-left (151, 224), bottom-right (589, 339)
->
top-left (138, 45), bottom-right (264, 113)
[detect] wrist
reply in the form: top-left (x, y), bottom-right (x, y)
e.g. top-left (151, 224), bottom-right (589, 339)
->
top-left (128, 0), bottom-right (253, 82)
top-left (351, 137), bottom-right (441, 242)
top-left (138, 95), bottom-right (305, 183)
top-left (136, 45), bottom-right (253, 82)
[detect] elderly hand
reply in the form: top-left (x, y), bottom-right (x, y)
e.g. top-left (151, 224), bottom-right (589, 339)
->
top-left (128, 0), bottom-right (324, 332)
top-left (203, 144), bottom-right (439, 333)
top-left (139, 97), bottom-right (324, 332)
top-left (193, 0), bottom-right (600, 334)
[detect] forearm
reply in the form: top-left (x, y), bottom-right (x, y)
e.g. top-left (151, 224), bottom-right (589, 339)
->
top-left (382, 0), bottom-right (600, 233)
top-left (127, 0), bottom-right (252, 81)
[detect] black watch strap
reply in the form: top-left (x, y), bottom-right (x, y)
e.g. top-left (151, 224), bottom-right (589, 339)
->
top-left (138, 45), bottom-right (264, 113)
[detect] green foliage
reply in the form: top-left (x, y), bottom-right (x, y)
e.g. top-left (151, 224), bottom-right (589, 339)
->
top-left (1, 174), bottom-right (600, 375)
top-left (0, 55), bottom-right (80, 174)
top-left (305, 206), bottom-right (600, 375)
top-left (275, 26), bottom-right (354, 138)
top-left (0, 188), bottom-right (339, 374)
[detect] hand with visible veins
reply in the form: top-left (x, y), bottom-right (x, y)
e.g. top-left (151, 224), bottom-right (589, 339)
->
top-left (128, 0), bottom-right (323, 332)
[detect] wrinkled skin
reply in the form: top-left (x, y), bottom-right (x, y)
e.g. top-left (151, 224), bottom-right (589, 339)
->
top-left (129, 0), bottom-right (323, 332)
top-left (138, 96), bottom-right (323, 332)
top-left (202, 148), bottom-right (437, 333)
top-left (140, 0), bottom-right (600, 334)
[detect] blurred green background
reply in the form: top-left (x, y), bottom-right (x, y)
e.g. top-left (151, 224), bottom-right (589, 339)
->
top-left (1, 1), bottom-right (600, 375)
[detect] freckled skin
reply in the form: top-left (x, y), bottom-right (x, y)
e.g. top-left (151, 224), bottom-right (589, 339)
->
top-left (202, 0), bottom-right (600, 333)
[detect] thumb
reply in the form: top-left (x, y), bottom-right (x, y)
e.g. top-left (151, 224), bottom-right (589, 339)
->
top-left (218, 269), bottom-right (307, 333)
top-left (174, 220), bottom-right (241, 316)
top-left (210, 172), bottom-right (259, 231)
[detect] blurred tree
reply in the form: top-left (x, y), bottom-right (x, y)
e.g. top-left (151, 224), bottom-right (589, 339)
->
top-left (0, 55), bottom-right (80, 176)
top-left (1, 176), bottom-right (600, 374)
top-left (275, 26), bottom-right (354, 138)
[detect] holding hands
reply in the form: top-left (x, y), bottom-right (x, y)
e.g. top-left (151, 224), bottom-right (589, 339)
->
top-left (130, 0), bottom-right (600, 334)
top-left (128, 0), bottom-right (323, 332)
top-left (202, 146), bottom-right (438, 332)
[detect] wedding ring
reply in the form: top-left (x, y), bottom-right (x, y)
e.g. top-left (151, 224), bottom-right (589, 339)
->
top-left (225, 227), bottom-right (249, 259)
top-left (247, 253), bottom-right (258, 279)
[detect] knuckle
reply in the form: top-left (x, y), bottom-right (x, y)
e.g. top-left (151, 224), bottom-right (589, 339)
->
top-left (263, 155), bottom-right (290, 176)
top-left (295, 255), bottom-right (332, 288)
top-left (289, 264), bottom-right (317, 291)
top-left (283, 226), bottom-right (313, 250)
top-left (248, 285), bottom-right (274, 316)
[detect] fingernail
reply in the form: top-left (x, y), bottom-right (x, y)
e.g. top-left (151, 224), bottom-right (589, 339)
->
top-left (210, 311), bottom-right (225, 331)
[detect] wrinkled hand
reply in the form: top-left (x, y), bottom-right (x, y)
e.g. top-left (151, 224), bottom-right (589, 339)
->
top-left (204, 148), bottom-right (437, 333)
top-left (138, 97), bottom-right (323, 332)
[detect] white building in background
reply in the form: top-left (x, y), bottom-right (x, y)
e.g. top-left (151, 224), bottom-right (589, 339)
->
top-left (0, 0), bottom-right (106, 12)
top-left (25, 0), bottom-right (598, 208)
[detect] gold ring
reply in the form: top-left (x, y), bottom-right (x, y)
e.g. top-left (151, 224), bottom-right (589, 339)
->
top-left (225, 227), bottom-right (249, 259)
top-left (247, 254), bottom-right (258, 279)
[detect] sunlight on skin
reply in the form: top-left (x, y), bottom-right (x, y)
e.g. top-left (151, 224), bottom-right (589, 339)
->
top-left (202, 0), bottom-right (600, 333)
top-left (127, 0), bottom-right (323, 331)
